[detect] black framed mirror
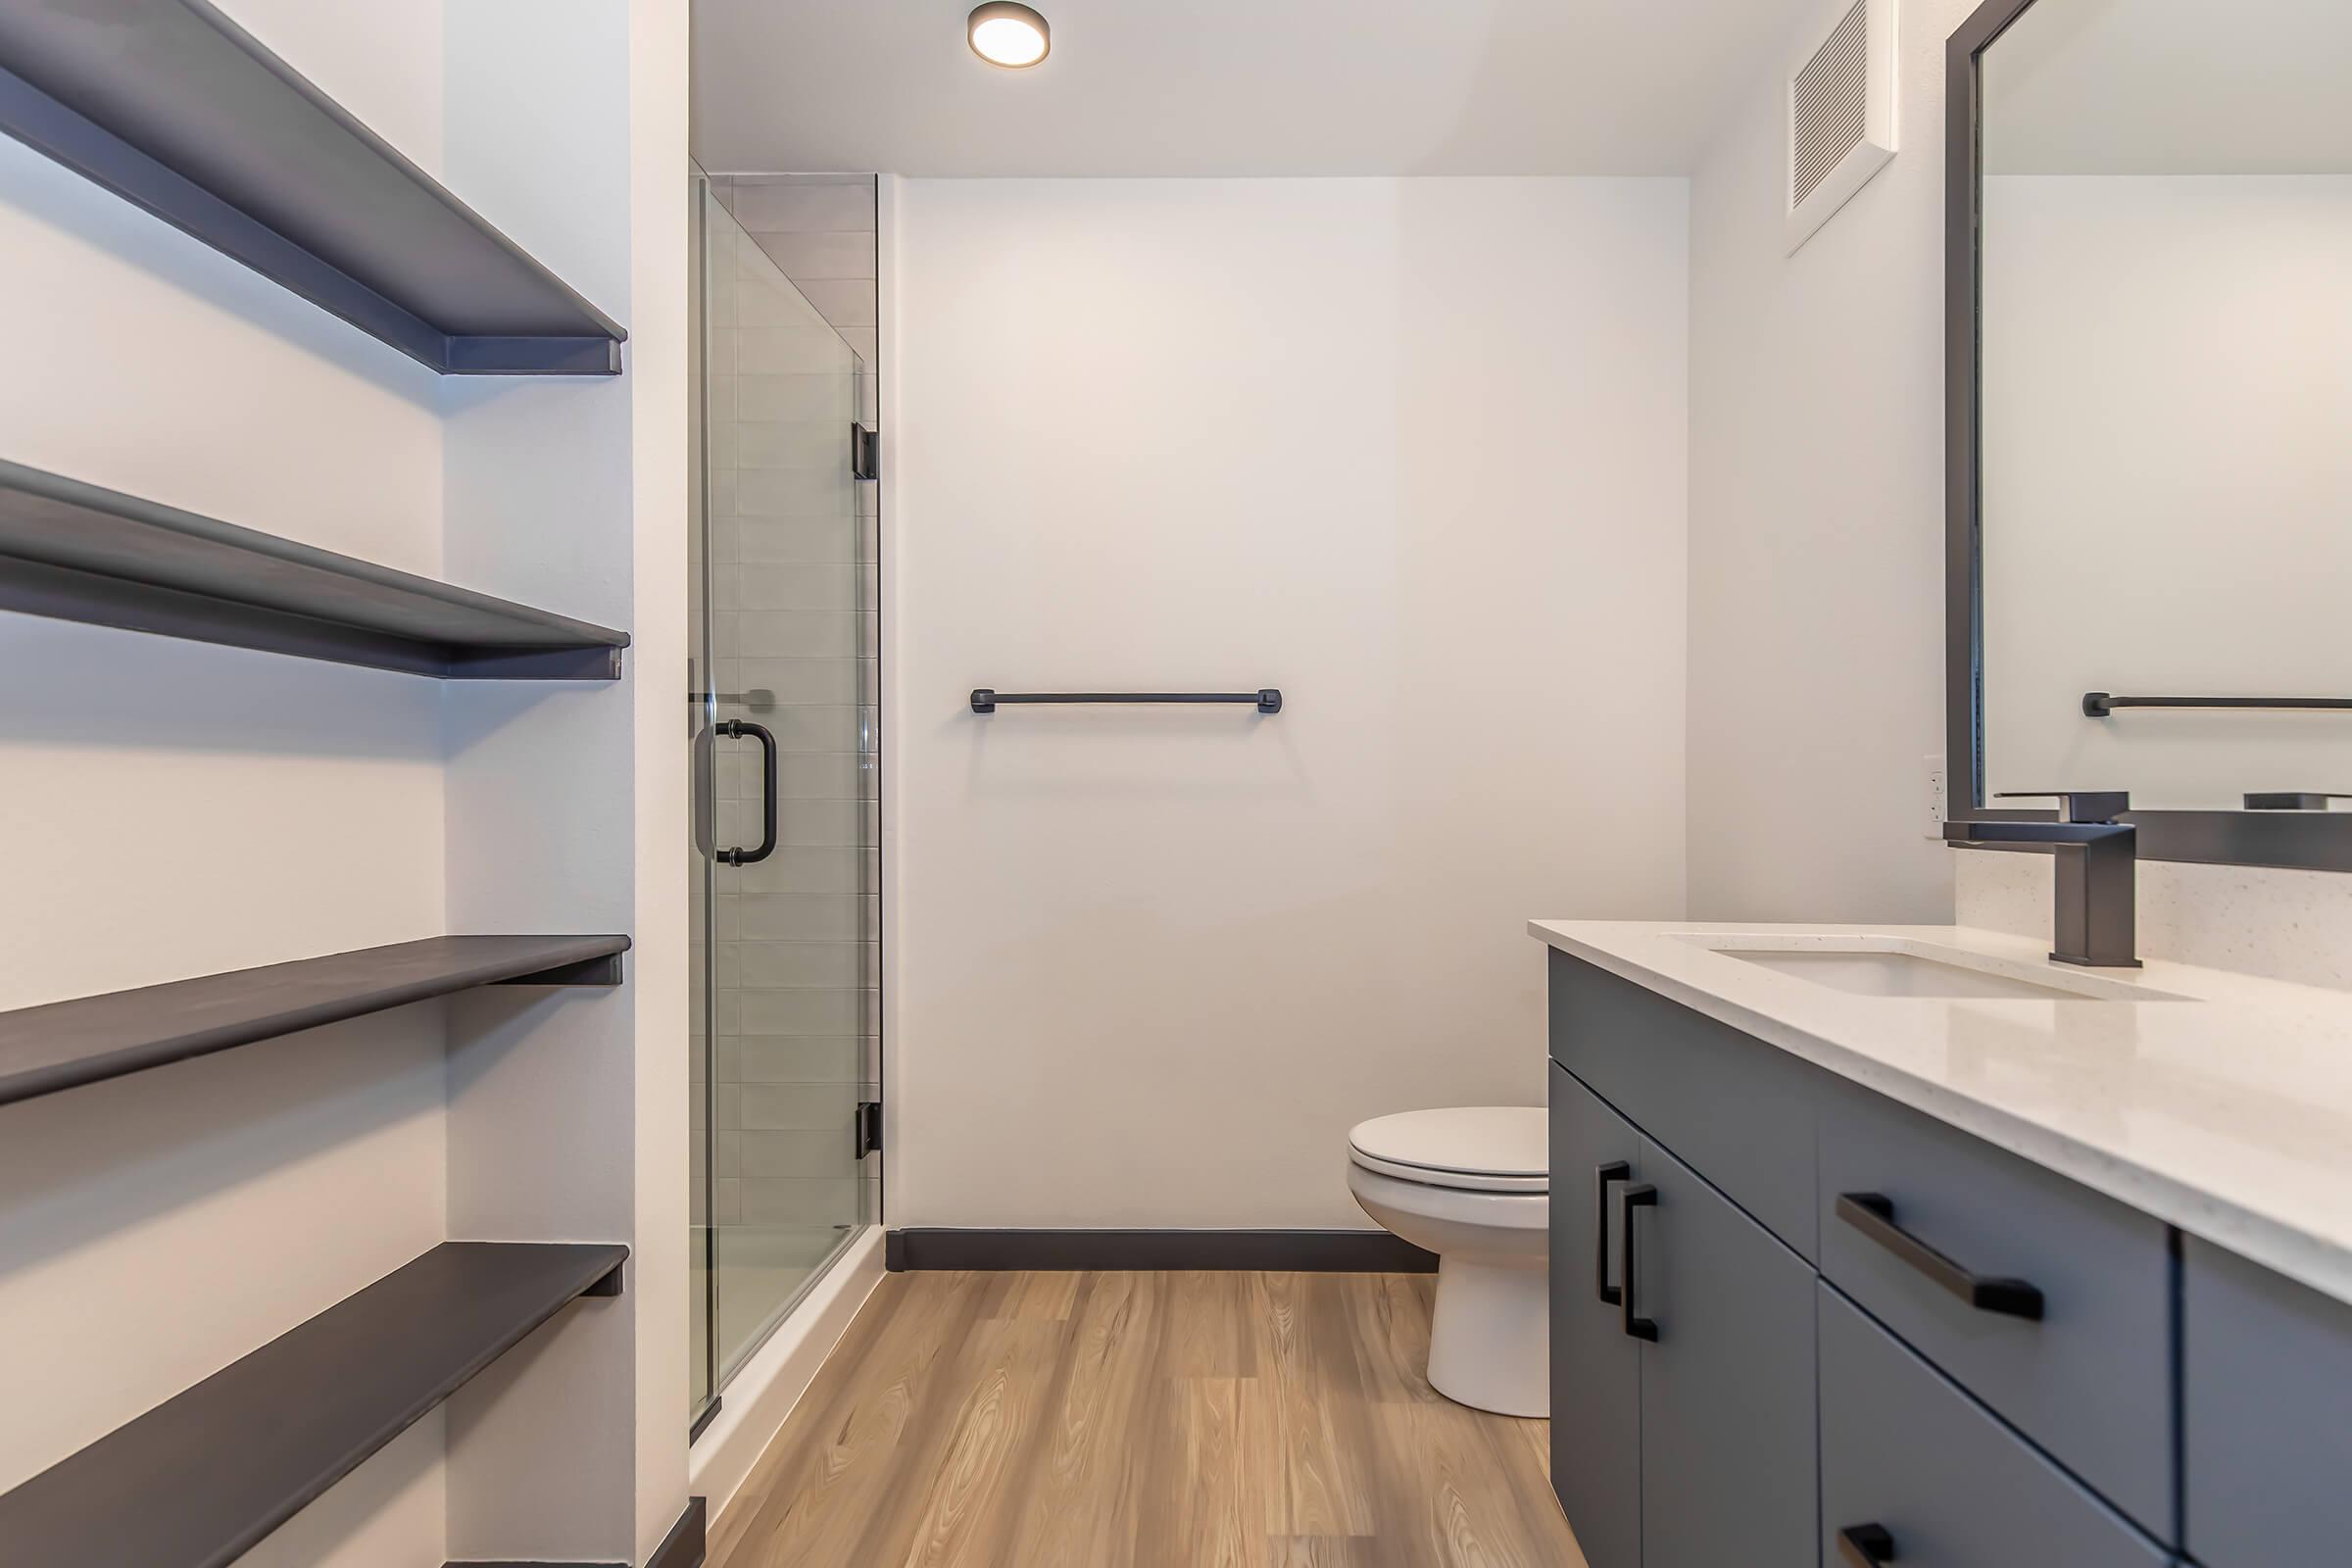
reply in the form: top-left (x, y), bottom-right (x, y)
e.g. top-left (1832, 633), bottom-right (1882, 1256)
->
top-left (1946, 0), bottom-right (2352, 872)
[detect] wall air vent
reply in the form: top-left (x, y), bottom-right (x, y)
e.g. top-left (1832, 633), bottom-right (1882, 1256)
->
top-left (1786, 0), bottom-right (1897, 255)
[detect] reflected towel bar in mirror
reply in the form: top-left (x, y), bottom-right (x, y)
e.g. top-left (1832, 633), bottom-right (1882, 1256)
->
top-left (971, 689), bottom-right (1282, 714)
top-left (2083, 693), bottom-right (2352, 718)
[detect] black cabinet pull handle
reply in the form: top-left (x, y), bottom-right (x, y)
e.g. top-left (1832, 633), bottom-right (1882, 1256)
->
top-left (1836, 1194), bottom-right (2043, 1321)
top-left (715, 719), bottom-right (778, 866)
top-left (1594, 1162), bottom-right (1630, 1305)
top-left (1619, 1183), bottom-right (1658, 1342)
top-left (1838, 1524), bottom-right (1896, 1566)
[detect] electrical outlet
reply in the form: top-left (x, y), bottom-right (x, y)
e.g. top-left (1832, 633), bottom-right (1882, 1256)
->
top-left (1925, 756), bottom-right (1948, 839)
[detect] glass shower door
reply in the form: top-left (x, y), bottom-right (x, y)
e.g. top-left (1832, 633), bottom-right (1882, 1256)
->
top-left (689, 169), bottom-right (715, 1432)
top-left (690, 175), bottom-right (876, 1412)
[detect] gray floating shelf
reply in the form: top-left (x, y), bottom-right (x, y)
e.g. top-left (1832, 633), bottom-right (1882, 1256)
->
top-left (0, 933), bottom-right (631, 1108)
top-left (0, 1242), bottom-right (628, 1568)
top-left (0, 0), bottom-right (625, 375)
top-left (0, 460), bottom-right (630, 678)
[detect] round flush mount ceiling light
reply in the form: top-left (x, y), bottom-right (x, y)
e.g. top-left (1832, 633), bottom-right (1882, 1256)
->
top-left (968, 2), bottom-right (1050, 68)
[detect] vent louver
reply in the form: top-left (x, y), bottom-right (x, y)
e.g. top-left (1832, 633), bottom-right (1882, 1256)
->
top-left (1793, 1), bottom-right (1868, 208)
top-left (1786, 0), bottom-right (1897, 254)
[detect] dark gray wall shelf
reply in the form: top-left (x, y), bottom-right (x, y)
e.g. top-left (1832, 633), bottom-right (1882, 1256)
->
top-left (0, 1242), bottom-right (628, 1568)
top-left (0, 933), bottom-right (631, 1108)
top-left (0, 0), bottom-right (625, 375)
top-left (0, 461), bottom-right (630, 678)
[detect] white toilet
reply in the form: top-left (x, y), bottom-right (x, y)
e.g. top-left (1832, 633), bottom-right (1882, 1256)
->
top-left (1347, 1105), bottom-right (1548, 1418)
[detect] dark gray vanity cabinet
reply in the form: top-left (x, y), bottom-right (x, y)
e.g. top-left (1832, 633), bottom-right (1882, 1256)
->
top-left (1821, 1287), bottom-right (2171, 1568)
top-left (1545, 1061), bottom-right (1816, 1568)
top-left (1546, 951), bottom-right (2199, 1568)
top-left (1547, 953), bottom-right (1817, 1256)
top-left (1548, 1061), bottom-right (1642, 1568)
top-left (1631, 1129), bottom-right (1817, 1568)
top-left (2183, 1237), bottom-right (2352, 1566)
top-left (1817, 1077), bottom-right (2175, 1530)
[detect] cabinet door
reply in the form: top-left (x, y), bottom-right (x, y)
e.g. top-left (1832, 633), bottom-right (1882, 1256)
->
top-left (2184, 1237), bottom-right (2352, 1565)
top-left (1548, 952), bottom-right (1818, 1255)
top-left (1548, 1062), bottom-right (1642, 1568)
top-left (1818, 1077), bottom-right (2173, 1534)
top-left (1635, 1133), bottom-right (1819, 1568)
top-left (1821, 1285), bottom-right (2171, 1568)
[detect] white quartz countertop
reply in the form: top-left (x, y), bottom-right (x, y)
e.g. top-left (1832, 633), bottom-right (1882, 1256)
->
top-left (1530, 920), bottom-right (2352, 1308)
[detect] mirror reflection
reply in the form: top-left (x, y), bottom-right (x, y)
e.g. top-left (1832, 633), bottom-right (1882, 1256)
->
top-left (1978, 0), bottom-right (2352, 812)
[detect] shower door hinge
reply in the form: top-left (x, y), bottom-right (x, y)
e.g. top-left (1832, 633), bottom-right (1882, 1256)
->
top-left (855, 1100), bottom-right (883, 1159)
top-left (850, 422), bottom-right (878, 481)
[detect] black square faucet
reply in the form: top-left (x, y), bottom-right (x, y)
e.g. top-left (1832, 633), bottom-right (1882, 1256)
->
top-left (1945, 793), bottom-right (2138, 968)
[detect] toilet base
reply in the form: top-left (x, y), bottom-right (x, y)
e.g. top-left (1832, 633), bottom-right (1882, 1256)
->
top-left (1426, 1254), bottom-right (1550, 1418)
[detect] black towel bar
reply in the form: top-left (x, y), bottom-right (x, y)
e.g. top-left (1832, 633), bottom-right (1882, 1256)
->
top-left (2084, 692), bottom-right (2352, 717)
top-left (971, 689), bottom-right (1282, 714)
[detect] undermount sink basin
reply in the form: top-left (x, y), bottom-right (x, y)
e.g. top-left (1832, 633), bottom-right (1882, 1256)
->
top-left (1685, 938), bottom-right (2183, 1002)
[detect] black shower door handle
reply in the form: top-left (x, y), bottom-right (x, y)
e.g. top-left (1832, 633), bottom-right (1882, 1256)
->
top-left (716, 719), bottom-right (777, 866)
top-left (1594, 1162), bottom-right (1630, 1305)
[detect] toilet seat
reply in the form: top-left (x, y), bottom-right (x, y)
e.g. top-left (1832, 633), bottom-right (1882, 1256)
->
top-left (1348, 1106), bottom-right (1547, 1195)
top-left (1345, 1110), bottom-right (1553, 1416)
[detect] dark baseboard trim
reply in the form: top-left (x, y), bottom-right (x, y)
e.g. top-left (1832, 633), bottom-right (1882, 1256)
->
top-left (647, 1495), bottom-right (707, 1568)
top-left (885, 1228), bottom-right (1438, 1273)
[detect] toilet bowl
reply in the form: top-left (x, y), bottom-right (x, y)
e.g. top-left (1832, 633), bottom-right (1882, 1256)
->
top-left (1347, 1106), bottom-right (1548, 1418)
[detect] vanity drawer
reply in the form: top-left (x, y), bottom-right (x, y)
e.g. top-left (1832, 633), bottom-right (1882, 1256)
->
top-left (1547, 951), bottom-right (1815, 1256)
top-left (1821, 1285), bottom-right (2170, 1568)
top-left (2183, 1237), bottom-right (2352, 1567)
top-left (1817, 1079), bottom-right (2173, 1536)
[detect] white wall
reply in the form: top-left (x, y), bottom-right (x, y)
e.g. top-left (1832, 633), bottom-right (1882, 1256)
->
top-left (0, 2), bottom-right (689, 1562)
top-left (622, 0), bottom-right (694, 1545)
top-left (1684, 0), bottom-right (1976, 923)
top-left (887, 176), bottom-right (1689, 1230)
top-left (436, 3), bottom-right (689, 1562)
top-left (1982, 174), bottom-right (2352, 808)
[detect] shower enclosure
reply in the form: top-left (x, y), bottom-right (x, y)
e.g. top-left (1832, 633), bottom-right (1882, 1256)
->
top-left (689, 171), bottom-right (879, 1431)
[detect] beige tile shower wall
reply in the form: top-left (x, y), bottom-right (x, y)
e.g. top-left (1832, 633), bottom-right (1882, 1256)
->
top-left (701, 181), bottom-right (881, 1231)
top-left (710, 174), bottom-right (879, 367)
top-left (689, 189), bottom-right (709, 1234)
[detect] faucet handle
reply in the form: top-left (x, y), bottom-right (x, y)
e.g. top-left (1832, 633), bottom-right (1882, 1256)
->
top-left (1995, 790), bottom-right (2131, 824)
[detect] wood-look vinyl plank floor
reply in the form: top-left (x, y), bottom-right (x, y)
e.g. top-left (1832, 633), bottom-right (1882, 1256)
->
top-left (708, 1270), bottom-right (1589, 1568)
